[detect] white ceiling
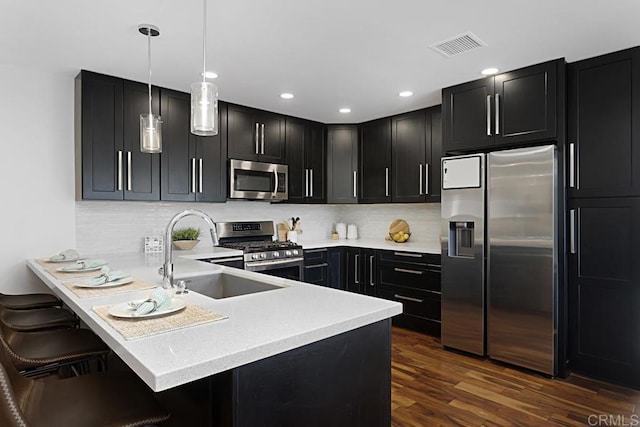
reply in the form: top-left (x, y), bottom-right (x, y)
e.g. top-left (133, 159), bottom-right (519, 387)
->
top-left (1, 0), bottom-right (639, 123)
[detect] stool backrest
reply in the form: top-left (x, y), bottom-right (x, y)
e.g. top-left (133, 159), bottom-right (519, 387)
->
top-left (0, 341), bottom-right (31, 426)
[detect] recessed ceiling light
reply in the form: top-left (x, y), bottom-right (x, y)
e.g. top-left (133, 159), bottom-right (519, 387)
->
top-left (201, 71), bottom-right (218, 79)
top-left (481, 67), bottom-right (499, 76)
top-left (280, 93), bottom-right (294, 99)
top-left (339, 108), bottom-right (351, 114)
top-left (399, 91), bottom-right (413, 97)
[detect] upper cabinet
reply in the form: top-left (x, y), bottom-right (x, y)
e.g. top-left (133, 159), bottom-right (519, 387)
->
top-left (568, 47), bottom-right (640, 198)
top-left (443, 59), bottom-right (563, 154)
top-left (160, 89), bottom-right (227, 202)
top-left (76, 70), bottom-right (160, 201)
top-left (391, 106), bottom-right (442, 203)
top-left (286, 118), bottom-right (326, 204)
top-left (227, 104), bottom-right (285, 164)
top-left (327, 125), bottom-right (358, 204)
top-left (359, 118), bottom-right (392, 203)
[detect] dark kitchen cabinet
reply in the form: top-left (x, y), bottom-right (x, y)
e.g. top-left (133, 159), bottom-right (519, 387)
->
top-left (359, 118), bottom-right (392, 203)
top-left (304, 247), bottom-right (343, 289)
top-left (568, 47), bottom-right (640, 198)
top-left (391, 106), bottom-right (442, 203)
top-left (377, 250), bottom-right (441, 336)
top-left (160, 89), bottom-right (227, 202)
top-left (76, 70), bottom-right (160, 200)
top-left (568, 197), bottom-right (640, 388)
top-left (286, 119), bottom-right (326, 203)
top-left (327, 125), bottom-right (358, 204)
top-left (227, 104), bottom-right (285, 164)
top-left (443, 59), bottom-right (562, 154)
top-left (344, 248), bottom-right (377, 296)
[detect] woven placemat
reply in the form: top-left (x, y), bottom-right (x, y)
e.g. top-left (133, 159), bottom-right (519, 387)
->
top-left (36, 259), bottom-right (108, 280)
top-left (64, 279), bottom-right (156, 298)
top-left (93, 303), bottom-right (228, 340)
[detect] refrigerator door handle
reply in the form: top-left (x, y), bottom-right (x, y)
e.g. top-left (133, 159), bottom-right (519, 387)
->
top-left (570, 209), bottom-right (577, 254)
top-left (569, 142), bottom-right (575, 188)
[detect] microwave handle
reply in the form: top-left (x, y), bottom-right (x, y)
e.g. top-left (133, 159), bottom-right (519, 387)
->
top-left (272, 169), bottom-right (279, 198)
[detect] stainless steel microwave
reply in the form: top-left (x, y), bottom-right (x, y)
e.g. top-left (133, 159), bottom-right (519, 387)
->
top-left (229, 159), bottom-right (288, 201)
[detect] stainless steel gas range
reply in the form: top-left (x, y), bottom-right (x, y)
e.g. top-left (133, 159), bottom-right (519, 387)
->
top-left (203, 221), bottom-right (304, 281)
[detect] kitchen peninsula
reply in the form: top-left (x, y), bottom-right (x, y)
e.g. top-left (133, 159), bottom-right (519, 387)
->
top-left (27, 251), bottom-right (401, 426)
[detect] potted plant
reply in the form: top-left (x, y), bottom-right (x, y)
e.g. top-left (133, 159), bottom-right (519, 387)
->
top-left (171, 227), bottom-right (201, 251)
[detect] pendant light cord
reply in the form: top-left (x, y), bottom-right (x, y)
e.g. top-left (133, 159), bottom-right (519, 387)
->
top-left (202, 0), bottom-right (207, 83)
top-left (147, 28), bottom-right (153, 115)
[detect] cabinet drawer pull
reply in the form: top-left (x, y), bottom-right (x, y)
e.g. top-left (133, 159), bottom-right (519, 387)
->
top-left (191, 158), bottom-right (196, 193)
top-left (353, 171), bottom-right (357, 198)
top-left (260, 123), bottom-right (265, 154)
top-left (198, 158), bottom-right (203, 193)
top-left (426, 263), bottom-right (441, 269)
top-left (393, 252), bottom-right (422, 258)
top-left (117, 151), bottom-right (123, 191)
top-left (394, 294), bottom-right (423, 303)
top-left (394, 267), bottom-right (423, 275)
top-left (127, 151), bottom-right (132, 191)
top-left (425, 163), bottom-right (429, 195)
top-left (569, 142), bottom-right (575, 188)
top-left (370, 255), bottom-right (375, 286)
top-left (419, 164), bottom-right (423, 195)
top-left (354, 254), bottom-right (360, 284)
top-left (305, 263), bottom-right (328, 269)
top-left (385, 167), bottom-right (389, 197)
top-left (495, 93), bottom-right (500, 135)
top-left (255, 123), bottom-right (259, 154)
top-left (486, 95), bottom-right (492, 136)
top-left (305, 248), bottom-right (327, 254)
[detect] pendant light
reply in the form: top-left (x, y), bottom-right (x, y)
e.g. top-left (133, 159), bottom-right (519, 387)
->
top-left (138, 24), bottom-right (162, 153)
top-left (190, 0), bottom-right (218, 136)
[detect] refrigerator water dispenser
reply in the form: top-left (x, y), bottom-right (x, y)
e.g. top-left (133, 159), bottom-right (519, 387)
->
top-left (449, 222), bottom-right (475, 258)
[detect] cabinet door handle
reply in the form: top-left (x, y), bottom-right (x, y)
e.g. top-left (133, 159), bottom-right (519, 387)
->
top-left (369, 255), bottom-right (375, 286)
top-left (569, 142), bottom-right (575, 188)
top-left (126, 151), bottom-right (132, 191)
top-left (393, 251), bottom-right (422, 258)
top-left (486, 95), bottom-right (492, 136)
top-left (385, 167), bottom-right (389, 197)
top-left (255, 123), bottom-right (259, 154)
top-left (394, 294), bottom-right (424, 303)
top-left (354, 254), bottom-right (360, 284)
top-left (425, 163), bottom-right (430, 195)
top-left (495, 93), bottom-right (500, 135)
top-left (353, 171), bottom-right (357, 198)
top-left (570, 209), bottom-right (576, 254)
top-left (191, 158), bottom-right (197, 193)
top-left (419, 164), bottom-right (423, 195)
top-left (305, 169), bottom-right (309, 197)
top-left (117, 151), bottom-right (123, 191)
top-left (198, 158), bottom-right (203, 193)
top-left (310, 169), bottom-right (314, 197)
top-left (306, 263), bottom-right (329, 269)
top-left (394, 267), bottom-right (423, 275)
top-left (261, 123), bottom-right (265, 154)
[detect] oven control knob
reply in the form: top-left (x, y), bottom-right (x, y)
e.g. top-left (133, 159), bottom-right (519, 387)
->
top-left (292, 249), bottom-right (299, 256)
top-left (273, 252), bottom-right (280, 258)
top-left (285, 250), bottom-right (292, 256)
top-left (260, 253), bottom-right (267, 259)
top-left (252, 254), bottom-right (259, 260)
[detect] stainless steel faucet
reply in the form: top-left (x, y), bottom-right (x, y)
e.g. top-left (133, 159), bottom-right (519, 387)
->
top-left (163, 209), bottom-right (219, 287)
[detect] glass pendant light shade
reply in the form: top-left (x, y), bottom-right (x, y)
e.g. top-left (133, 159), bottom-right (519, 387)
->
top-left (191, 81), bottom-right (218, 136)
top-left (140, 113), bottom-right (162, 153)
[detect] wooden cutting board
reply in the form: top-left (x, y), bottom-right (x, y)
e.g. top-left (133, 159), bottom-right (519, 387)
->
top-left (387, 219), bottom-right (410, 240)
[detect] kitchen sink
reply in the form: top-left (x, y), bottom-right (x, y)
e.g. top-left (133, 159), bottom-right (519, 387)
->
top-left (181, 272), bottom-right (284, 299)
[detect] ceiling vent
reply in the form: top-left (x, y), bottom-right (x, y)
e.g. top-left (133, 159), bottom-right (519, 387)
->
top-left (430, 32), bottom-right (486, 58)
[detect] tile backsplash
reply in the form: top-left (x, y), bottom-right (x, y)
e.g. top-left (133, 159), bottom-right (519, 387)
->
top-left (76, 201), bottom-right (441, 254)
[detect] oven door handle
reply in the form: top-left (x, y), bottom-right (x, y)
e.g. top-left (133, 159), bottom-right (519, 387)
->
top-left (245, 257), bottom-right (304, 268)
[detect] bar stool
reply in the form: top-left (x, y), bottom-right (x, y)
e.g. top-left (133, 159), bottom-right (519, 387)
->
top-left (0, 291), bottom-right (62, 310)
top-left (0, 306), bottom-right (79, 332)
top-left (0, 343), bottom-right (170, 427)
top-left (0, 322), bottom-right (109, 377)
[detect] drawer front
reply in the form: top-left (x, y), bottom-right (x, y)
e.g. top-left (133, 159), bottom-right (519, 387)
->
top-left (378, 264), bottom-right (441, 293)
top-left (378, 250), bottom-right (441, 269)
top-left (304, 248), bottom-right (328, 265)
top-left (379, 287), bottom-right (441, 321)
top-left (304, 263), bottom-right (328, 285)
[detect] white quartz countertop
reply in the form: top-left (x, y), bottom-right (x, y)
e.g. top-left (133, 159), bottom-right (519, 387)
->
top-left (27, 252), bottom-right (401, 392)
top-left (298, 237), bottom-right (441, 254)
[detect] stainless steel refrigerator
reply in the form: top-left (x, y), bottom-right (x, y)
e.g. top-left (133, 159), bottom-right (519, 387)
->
top-left (440, 144), bottom-right (557, 376)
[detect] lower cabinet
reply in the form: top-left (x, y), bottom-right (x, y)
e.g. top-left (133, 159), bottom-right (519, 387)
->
top-left (344, 248), bottom-right (377, 296)
top-left (377, 250), bottom-right (442, 336)
top-left (304, 248), bottom-right (343, 290)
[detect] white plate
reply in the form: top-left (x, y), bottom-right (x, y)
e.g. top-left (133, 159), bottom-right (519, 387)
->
top-left (47, 257), bottom-right (83, 263)
top-left (74, 277), bottom-right (134, 289)
top-left (108, 298), bottom-right (186, 319)
top-left (57, 265), bottom-right (105, 273)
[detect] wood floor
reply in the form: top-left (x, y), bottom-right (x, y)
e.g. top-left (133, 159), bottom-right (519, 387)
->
top-left (391, 327), bottom-right (640, 426)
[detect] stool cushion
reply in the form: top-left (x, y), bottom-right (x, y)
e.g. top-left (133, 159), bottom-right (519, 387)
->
top-left (1, 307), bottom-right (78, 332)
top-left (0, 293), bottom-right (61, 310)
